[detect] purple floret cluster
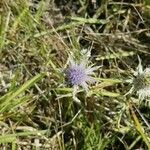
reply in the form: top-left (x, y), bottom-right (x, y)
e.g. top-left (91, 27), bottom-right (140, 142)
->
top-left (65, 64), bottom-right (86, 86)
top-left (65, 59), bottom-right (97, 92)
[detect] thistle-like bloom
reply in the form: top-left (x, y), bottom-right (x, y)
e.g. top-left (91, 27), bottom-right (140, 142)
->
top-left (132, 57), bottom-right (150, 100)
top-left (65, 59), bottom-right (98, 92)
top-left (134, 67), bottom-right (150, 100)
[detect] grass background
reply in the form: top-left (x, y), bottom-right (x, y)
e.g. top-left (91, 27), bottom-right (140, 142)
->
top-left (0, 0), bottom-right (150, 149)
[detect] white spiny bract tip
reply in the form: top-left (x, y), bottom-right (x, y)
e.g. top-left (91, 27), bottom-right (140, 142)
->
top-left (133, 66), bottom-right (150, 100)
top-left (65, 58), bottom-right (97, 92)
top-left (137, 86), bottom-right (150, 100)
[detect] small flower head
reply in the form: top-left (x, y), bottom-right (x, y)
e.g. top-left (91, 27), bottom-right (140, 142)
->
top-left (133, 67), bottom-right (150, 100)
top-left (133, 57), bottom-right (150, 100)
top-left (65, 58), bottom-right (98, 92)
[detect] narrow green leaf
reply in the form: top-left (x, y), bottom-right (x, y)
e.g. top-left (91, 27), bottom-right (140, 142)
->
top-left (0, 73), bottom-right (45, 113)
top-left (0, 135), bottom-right (16, 143)
top-left (130, 104), bottom-right (150, 149)
top-left (6, 73), bottom-right (45, 101)
top-left (70, 16), bottom-right (107, 24)
top-left (0, 11), bottom-right (11, 53)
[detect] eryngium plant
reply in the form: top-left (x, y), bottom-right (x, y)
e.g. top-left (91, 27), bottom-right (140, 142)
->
top-left (64, 56), bottom-right (98, 103)
top-left (133, 57), bottom-right (150, 100)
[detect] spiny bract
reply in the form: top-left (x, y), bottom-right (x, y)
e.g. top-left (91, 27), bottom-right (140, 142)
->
top-left (133, 58), bottom-right (150, 100)
top-left (65, 58), bottom-right (98, 92)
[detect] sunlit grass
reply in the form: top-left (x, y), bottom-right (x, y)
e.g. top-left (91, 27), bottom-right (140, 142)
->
top-left (0, 0), bottom-right (150, 149)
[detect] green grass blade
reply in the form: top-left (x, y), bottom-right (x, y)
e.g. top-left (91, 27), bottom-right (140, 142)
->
top-left (69, 16), bottom-right (107, 24)
top-left (0, 73), bottom-right (46, 113)
top-left (130, 104), bottom-right (150, 149)
top-left (6, 73), bottom-right (45, 101)
top-left (0, 135), bottom-right (16, 143)
top-left (0, 11), bottom-right (11, 54)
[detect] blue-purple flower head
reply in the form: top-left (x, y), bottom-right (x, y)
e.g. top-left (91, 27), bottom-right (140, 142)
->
top-left (65, 58), bottom-right (98, 92)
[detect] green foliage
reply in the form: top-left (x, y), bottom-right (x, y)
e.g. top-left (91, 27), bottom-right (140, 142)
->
top-left (0, 0), bottom-right (150, 149)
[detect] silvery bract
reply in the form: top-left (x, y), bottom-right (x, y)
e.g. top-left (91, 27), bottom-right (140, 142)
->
top-left (65, 58), bottom-right (98, 91)
top-left (133, 57), bottom-right (150, 100)
top-left (65, 56), bottom-right (98, 103)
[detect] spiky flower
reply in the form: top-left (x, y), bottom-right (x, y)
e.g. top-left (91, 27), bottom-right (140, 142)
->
top-left (132, 57), bottom-right (150, 100)
top-left (133, 67), bottom-right (150, 100)
top-left (65, 58), bottom-right (98, 92)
